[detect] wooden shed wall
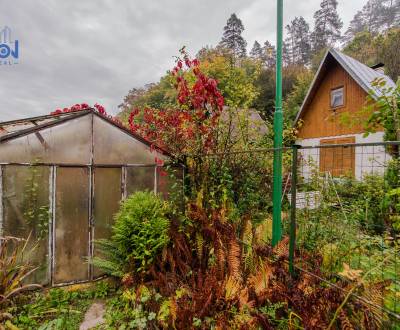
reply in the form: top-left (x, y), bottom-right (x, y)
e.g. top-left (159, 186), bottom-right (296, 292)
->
top-left (297, 62), bottom-right (379, 139)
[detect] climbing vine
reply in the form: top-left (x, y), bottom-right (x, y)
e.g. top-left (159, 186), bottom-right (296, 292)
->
top-left (22, 166), bottom-right (50, 240)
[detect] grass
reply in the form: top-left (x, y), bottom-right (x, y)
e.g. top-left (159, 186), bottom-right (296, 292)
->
top-left (4, 281), bottom-right (114, 330)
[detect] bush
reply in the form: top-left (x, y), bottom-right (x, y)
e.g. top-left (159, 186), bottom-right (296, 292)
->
top-left (92, 192), bottom-right (170, 276)
top-left (0, 236), bottom-right (41, 305)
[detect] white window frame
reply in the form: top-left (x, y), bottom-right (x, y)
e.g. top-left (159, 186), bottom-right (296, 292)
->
top-left (330, 86), bottom-right (345, 109)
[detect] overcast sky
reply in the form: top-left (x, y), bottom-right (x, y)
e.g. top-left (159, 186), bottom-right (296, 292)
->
top-left (0, 0), bottom-right (365, 121)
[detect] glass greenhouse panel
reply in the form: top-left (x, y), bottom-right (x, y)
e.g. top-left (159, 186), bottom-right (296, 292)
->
top-left (2, 165), bottom-right (50, 285)
top-left (93, 167), bottom-right (122, 277)
top-left (0, 115), bottom-right (91, 164)
top-left (157, 166), bottom-right (184, 200)
top-left (126, 166), bottom-right (155, 196)
top-left (54, 167), bottom-right (89, 284)
top-left (93, 116), bottom-right (167, 165)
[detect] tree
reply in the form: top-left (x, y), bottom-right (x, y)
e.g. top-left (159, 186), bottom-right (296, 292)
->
top-left (117, 76), bottom-right (178, 122)
top-left (382, 0), bottom-right (400, 29)
top-left (219, 13), bottom-right (247, 59)
top-left (312, 0), bottom-right (343, 52)
top-left (118, 85), bottom-right (154, 121)
top-left (343, 30), bottom-right (378, 66)
top-left (128, 48), bottom-right (224, 161)
top-left (262, 40), bottom-right (276, 68)
top-left (285, 16), bottom-right (311, 65)
top-left (283, 41), bottom-right (292, 66)
top-left (252, 65), bottom-right (306, 118)
top-left (252, 67), bottom-right (276, 118)
top-left (345, 11), bottom-right (367, 43)
top-left (377, 28), bottom-right (400, 81)
top-left (285, 22), bottom-right (296, 65)
top-left (343, 27), bottom-right (400, 81)
top-left (344, 0), bottom-right (400, 43)
top-left (199, 54), bottom-right (260, 109)
top-left (283, 70), bottom-right (314, 123)
top-left (250, 40), bottom-right (263, 60)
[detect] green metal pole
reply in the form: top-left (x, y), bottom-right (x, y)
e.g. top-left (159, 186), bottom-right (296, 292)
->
top-left (289, 145), bottom-right (298, 276)
top-left (272, 0), bottom-right (283, 247)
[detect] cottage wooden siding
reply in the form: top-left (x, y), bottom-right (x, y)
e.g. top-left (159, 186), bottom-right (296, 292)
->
top-left (319, 136), bottom-right (356, 176)
top-left (297, 62), bottom-right (374, 139)
top-left (295, 49), bottom-right (394, 180)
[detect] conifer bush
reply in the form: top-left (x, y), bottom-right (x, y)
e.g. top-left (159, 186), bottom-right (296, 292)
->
top-left (92, 192), bottom-right (170, 275)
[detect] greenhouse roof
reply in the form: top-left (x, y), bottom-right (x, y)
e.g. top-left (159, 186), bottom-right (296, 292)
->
top-left (0, 109), bottom-right (167, 155)
top-left (0, 110), bottom-right (90, 142)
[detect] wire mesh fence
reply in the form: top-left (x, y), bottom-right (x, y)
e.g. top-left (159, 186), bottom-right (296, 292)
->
top-left (199, 141), bottom-right (400, 327)
top-left (198, 147), bottom-right (292, 241)
top-left (290, 141), bottom-right (400, 327)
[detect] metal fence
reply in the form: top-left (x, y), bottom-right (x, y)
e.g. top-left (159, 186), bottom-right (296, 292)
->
top-left (202, 141), bottom-right (400, 327)
top-left (288, 141), bottom-right (400, 327)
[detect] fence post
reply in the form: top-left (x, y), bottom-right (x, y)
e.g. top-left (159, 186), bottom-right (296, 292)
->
top-left (272, 0), bottom-right (284, 247)
top-left (289, 145), bottom-right (298, 277)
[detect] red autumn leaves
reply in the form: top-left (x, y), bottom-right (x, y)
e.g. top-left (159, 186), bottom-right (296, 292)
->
top-left (51, 103), bottom-right (123, 126)
top-left (50, 49), bottom-right (225, 158)
top-left (128, 48), bottom-right (224, 156)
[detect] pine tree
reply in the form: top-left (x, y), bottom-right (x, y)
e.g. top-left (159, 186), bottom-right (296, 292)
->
top-left (344, 11), bottom-right (366, 43)
top-left (296, 17), bottom-right (312, 65)
top-left (283, 41), bottom-right (292, 66)
top-left (285, 22), bottom-right (296, 65)
top-left (250, 40), bottom-right (263, 60)
top-left (219, 13), bottom-right (247, 59)
top-left (344, 0), bottom-right (400, 43)
top-left (262, 40), bottom-right (276, 68)
top-left (376, 0), bottom-right (400, 31)
top-left (285, 16), bottom-right (311, 65)
top-left (312, 0), bottom-right (343, 52)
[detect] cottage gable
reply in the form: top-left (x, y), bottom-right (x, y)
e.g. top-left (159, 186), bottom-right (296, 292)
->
top-left (297, 61), bottom-right (369, 139)
top-left (296, 48), bottom-right (395, 139)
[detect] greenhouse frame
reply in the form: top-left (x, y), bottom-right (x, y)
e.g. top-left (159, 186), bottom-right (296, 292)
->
top-left (0, 109), bottom-right (183, 286)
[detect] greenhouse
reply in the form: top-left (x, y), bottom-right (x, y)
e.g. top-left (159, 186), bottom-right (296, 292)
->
top-left (0, 109), bottom-right (182, 286)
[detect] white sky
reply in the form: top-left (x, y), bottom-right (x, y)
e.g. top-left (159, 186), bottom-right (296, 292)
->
top-left (0, 0), bottom-right (366, 121)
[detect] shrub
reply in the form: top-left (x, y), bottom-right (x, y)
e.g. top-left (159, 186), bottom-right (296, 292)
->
top-left (92, 192), bottom-right (170, 275)
top-left (0, 236), bottom-right (41, 305)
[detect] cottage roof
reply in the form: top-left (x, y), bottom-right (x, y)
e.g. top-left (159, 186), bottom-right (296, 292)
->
top-left (295, 48), bottom-right (396, 124)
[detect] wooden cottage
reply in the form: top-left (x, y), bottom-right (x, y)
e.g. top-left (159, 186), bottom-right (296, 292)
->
top-left (295, 48), bottom-right (395, 180)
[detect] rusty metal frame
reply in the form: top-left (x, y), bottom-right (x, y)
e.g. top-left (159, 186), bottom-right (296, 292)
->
top-left (154, 166), bottom-right (158, 194)
top-left (49, 166), bottom-right (56, 286)
top-left (0, 109), bottom-right (87, 127)
top-left (122, 166), bottom-right (127, 200)
top-left (88, 114), bottom-right (95, 280)
top-left (88, 166), bottom-right (94, 281)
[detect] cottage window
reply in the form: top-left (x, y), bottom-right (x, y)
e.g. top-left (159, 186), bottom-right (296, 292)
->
top-left (330, 86), bottom-right (344, 108)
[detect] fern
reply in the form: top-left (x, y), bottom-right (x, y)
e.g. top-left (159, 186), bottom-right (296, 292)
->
top-left (228, 239), bottom-right (241, 279)
top-left (195, 233), bottom-right (204, 261)
top-left (243, 246), bottom-right (255, 274)
top-left (215, 240), bottom-right (226, 277)
top-left (359, 283), bottom-right (389, 328)
top-left (273, 236), bottom-right (289, 258)
top-left (248, 261), bottom-right (273, 297)
top-left (89, 239), bottom-right (126, 277)
top-left (224, 276), bottom-right (241, 301)
top-left (339, 310), bottom-right (354, 330)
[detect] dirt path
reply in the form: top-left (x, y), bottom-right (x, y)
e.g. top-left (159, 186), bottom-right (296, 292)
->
top-left (79, 301), bottom-right (106, 330)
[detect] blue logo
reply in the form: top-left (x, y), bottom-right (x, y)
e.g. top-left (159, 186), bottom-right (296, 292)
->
top-left (0, 26), bottom-right (19, 65)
